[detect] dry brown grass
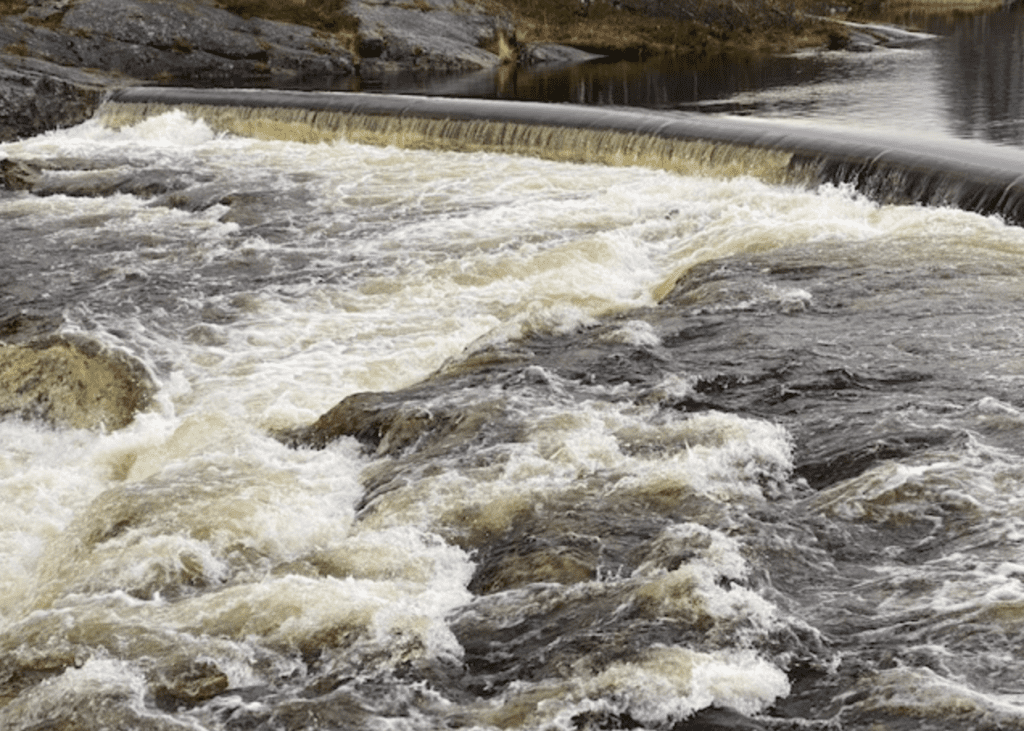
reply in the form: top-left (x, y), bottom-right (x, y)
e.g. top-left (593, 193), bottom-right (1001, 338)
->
top-left (0, 0), bottom-right (27, 17)
top-left (847, 0), bottom-right (1008, 22)
top-left (0, 0), bottom-right (362, 31)
top-left (3, 40), bottom-right (29, 56)
top-left (483, 0), bottom-right (834, 58)
top-left (213, 0), bottom-right (360, 35)
top-left (397, 0), bottom-right (435, 10)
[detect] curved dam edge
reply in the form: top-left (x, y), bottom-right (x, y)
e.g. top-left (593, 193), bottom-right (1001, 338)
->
top-left (104, 86), bottom-right (1024, 224)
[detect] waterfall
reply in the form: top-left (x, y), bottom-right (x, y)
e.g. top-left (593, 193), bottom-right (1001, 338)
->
top-left (99, 86), bottom-right (1024, 222)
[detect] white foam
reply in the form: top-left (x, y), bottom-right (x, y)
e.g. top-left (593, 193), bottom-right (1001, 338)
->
top-left (3, 110), bottom-right (218, 156)
top-left (154, 571), bottom-right (469, 666)
top-left (360, 395), bottom-right (795, 537)
top-left (5, 112), bottom-right (1024, 726)
top-left (848, 665), bottom-right (1024, 724)
top-left (635, 523), bottom-right (750, 581)
top-left (0, 419), bottom-right (116, 622)
top-left (599, 319), bottom-right (663, 347)
top-left (26, 421), bottom-right (371, 607)
top-left (0, 655), bottom-right (207, 731)
top-left (533, 645), bottom-right (789, 728)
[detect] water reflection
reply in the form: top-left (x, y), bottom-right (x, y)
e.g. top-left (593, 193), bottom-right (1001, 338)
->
top-left (365, 6), bottom-right (1023, 148)
top-left (486, 53), bottom-right (833, 108)
top-left (934, 8), bottom-right (1024, 145)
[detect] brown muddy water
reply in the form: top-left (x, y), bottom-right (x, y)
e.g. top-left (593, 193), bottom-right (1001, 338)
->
top-left (2, 6), bottom-right (1024, 731)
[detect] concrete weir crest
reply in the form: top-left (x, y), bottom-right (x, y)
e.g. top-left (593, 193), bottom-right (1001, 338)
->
top-left (101, 87), bottom-right (1024, 224)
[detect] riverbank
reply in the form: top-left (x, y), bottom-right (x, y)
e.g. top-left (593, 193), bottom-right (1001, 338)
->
top-left (0, 0), bottom-right (1010, 142)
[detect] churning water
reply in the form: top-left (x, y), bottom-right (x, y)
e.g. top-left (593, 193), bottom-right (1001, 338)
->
top-left (3, 14), bottom-right (1024, 731)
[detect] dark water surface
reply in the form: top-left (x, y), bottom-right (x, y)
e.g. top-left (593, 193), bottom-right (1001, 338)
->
top-left (2, 7), bottom-right (1024, 731)
top-left (367, 5), bottom-right (1024, 147)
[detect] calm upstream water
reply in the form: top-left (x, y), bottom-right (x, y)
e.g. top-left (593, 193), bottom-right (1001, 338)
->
top-left (2, 6), bottom-right (1024, 731)
top-left (373, 5), bottom-right (1024, 147)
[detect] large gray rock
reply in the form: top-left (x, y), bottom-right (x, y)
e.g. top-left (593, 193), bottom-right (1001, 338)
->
top-left (0, 0), bottom-right (359, 140)
top-left (60, 0), bottom-right (355, 81)
top-left (0, 0), bottom-right (355, 84)
top-left (520, 43), bottom-right (603, 66)
top-left (830, 19), bottom-right (933, 51)
top-left (0, 55), bottom-right (116, 141)
top-left (0, 0), bottom-right (614, 142)
top-left (348, 0), bottom-right (507, 74)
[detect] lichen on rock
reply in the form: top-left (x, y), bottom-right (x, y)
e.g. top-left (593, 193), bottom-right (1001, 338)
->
top-left (0, 335), bottom-right (155, 431)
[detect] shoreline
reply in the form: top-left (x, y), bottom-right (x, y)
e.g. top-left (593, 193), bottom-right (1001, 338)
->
top-left (0, 0), bottom-right (1014, 142)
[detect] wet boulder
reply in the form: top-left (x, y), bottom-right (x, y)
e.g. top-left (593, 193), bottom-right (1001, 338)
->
top-left (0, 335), bottom-right (154, 431)
top-left (30, 166), bottom-right (195, 199)
top-left (519, 43), bottom-right (603, 66)
top-left (0, 158), bottom-right (41, 191)
top-left (0, 57), bottom-right (113, 142)
top-left (281, 388), bottom-right (509, 459)
top-left (151, 659), bottom-right (230, 711)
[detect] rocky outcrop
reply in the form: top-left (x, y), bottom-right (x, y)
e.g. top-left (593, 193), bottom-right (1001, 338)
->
top-left (0, 335), bottom-right (155, 431)
top-left (0, 0), bottom-right (524, 141)
top-left (0, 154), bottom-right (203, 198)
top-left (0, 0), bottom-right (359, 141)
top-left (518, 42), bottom-right (603, 66)
top-left (829, 18), bottom-right (934, 52)
top-left (348, 0), bottom-right (508, 76)
top-left (0, 0), bottom-right (934, 142)
top-left (0, 55), bottom-right (116, 142)
top-left (0, 0), bottom-right (356, 84)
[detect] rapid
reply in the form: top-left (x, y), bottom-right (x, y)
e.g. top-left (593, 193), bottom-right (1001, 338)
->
top-left (3, 11), bottom-right (1024, 731)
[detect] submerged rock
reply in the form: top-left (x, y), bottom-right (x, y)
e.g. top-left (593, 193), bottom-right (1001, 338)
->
top-left (29, 166), bottom-right (195, 198)
top-left (151, 660), bottom-right (230, 710)
top-left (574, 706), bottom-right (769, 730)
top-left (825, 18), bottom-right (935, 52)
top-left (0, 157), bottom-right (41, 190)
top-left (0, 335), bottom-right (154, 431)
top-left (519, 43), bottom-right (604, 66)
top-left (280, 387), bottom-right (511, 459)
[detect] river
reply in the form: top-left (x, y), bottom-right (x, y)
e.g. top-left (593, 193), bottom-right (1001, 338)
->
top-left (1, 6), bottom-right (1023, 731)
top-left (370, 5), bottom-right (1024, 147)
